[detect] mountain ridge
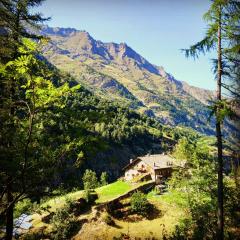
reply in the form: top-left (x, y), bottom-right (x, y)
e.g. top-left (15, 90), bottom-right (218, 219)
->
top-left (41, 25), bottom-right (214, 98)
top-left (41, 25), bottom-right (219, 135)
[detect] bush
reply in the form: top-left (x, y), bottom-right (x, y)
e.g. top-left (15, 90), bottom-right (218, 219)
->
top-left (100, 172), bottom-right (108, 186)
top-left (82, 169), bottom-right (99, 189)
top-left (14, 198), bottom-right (39, 218)
top-left (51, 203), bottom-right (79, 240)
top-left (83, 189), bottom-right (98, 203)
top-left (21, 231), bottom-right (46, 240)
top-left (130, 191), bottom-right (149, 216)
top-left (102, 212), bottom-right (114, 225)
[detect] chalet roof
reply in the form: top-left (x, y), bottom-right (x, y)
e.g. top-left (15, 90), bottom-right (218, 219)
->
top-left (122, 158), bottom-right (141, 171)
top-left (123, 154), bottom-right (178, 171)
top-left (139, 154), bottom-right (175, 169)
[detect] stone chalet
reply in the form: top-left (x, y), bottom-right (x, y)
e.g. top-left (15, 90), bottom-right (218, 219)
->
top-left (123, 154), bottom-right (181, 184)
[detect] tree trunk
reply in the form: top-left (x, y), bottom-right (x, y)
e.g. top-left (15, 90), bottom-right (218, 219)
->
top-left (5, 6), bottom-right (20, 239)
top-left (6, 179), bottom-right (14, 240)
top-left (216, 9), bottom-right (224, 240)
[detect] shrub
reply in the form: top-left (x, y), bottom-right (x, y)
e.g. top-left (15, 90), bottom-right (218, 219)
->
top-left (14, 198), bottom-right (39, 218)
top-left (82, 169), bottom-right (99, 189)
top-left (130, 191), bottom-right (149, 216)
top-left (51, 203), bottom-right (79, 240)
top-left (21, 231), bottom-right (46, 240)
top-left (65, 197), bottom-right (76, 210)
top-left (102, 212), bottom-right (114, 225)
top-left (83, 189), bottom-right (98, 203)
top-left (100, 172), bottom-right (108, 186)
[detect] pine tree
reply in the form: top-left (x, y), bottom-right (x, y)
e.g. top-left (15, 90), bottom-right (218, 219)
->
top-left (183, 1), bottom-right (239, 239)
top-left (0, 0), bottom-right (49, 63)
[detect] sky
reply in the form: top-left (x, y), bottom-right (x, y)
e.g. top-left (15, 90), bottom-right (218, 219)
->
top-left (37, 0), bottom-right (216, 90)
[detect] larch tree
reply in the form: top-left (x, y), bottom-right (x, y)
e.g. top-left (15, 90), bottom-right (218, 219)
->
top-left (183, 0), bottom-right (239, 239)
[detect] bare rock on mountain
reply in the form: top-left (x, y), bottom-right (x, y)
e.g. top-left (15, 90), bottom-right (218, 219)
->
top-left (41, 26), bottom-right (230, 136)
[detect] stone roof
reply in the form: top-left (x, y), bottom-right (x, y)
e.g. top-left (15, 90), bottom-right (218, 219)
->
top-left (123, 154), bottom-right (178, 171)
top-left (139, 154), bottom-right (175, 169)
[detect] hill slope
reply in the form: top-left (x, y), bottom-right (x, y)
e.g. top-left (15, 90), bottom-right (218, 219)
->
top-left (41, 26), bottom-right (216, 135)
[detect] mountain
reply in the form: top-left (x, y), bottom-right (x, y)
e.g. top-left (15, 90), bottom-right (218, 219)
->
top-left (41, 25), bottom-right (217, 135)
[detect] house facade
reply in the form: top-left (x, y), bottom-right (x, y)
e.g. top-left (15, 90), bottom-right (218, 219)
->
top-left (123, 154), bottom-right (179, 184)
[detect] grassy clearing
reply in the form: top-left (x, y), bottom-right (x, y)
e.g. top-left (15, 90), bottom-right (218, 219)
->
top-left (40, 189), bottom-right (84, 212)
top-left (31, 180), bottom-right (134, 228)
top-left (75, 190), bottom-right (187, 240)
top-left (96, 180), bottom-right (132, 203)
top-left (38, 180), bottom-right (132, 211)
top-left (31, 182), bottom-right (188, 239)
top-left (148, 189), bottom-right (189, 208)
top-left (31, 190), bottom-right (85, 229)
top-left (96, 180), bottom-right (153, 203)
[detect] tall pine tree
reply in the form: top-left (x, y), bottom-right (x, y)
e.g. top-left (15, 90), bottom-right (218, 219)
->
top-left (0, 0), bottom-right (49, 63)
top-left (183, 1), bottom-right (239, 239)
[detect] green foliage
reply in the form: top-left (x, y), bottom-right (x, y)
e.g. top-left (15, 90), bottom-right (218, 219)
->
top-left (51, 201), bottom-right (79, 240)
top-left (172, 137), bottom-right (194, 161)
top-left (82, 169), bottom-right (99, 190)
top-left (83, 189), bottom-right (98, 203)
top-left (100, 172), bottom-right (108, 186)
top-left (130, 191), bottom-right (149, 216)
top-left (0, 37), bottom-right (80, 234)
top-left (83, 189), bottom-right (91, 203)
top-left (208, 99), bottom-right (235, 123)
top-left (14, 199), bottom-right (38, 218)
top-left (0, 0), bottom-right (48, 63)
top-left (102, 212), bottom-right (114, 225)
top-left (169, 137), bottom-right (240, 239)
top-left (182, 0), bottom-right (240, 135)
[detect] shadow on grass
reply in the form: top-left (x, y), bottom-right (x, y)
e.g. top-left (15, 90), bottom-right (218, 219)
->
top-left (111, 221), bottom-right (123, 229)
top-left (118, 203), bottom-right (162, 222)
top-left (146, 203), bottom-right (162, 220)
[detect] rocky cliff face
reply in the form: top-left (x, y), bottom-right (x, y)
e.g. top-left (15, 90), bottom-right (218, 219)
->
top-left (41, 25), bottom-right (219, 135)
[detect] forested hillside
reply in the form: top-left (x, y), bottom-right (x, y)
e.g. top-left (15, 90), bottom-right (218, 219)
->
top-left (39, 26), bottom-right (220, 135)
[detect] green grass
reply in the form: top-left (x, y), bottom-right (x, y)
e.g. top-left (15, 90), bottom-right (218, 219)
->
top-left (96, 180), bottom-right (132, 203)
top-left (39, 180), bottom-right (150, 210)
top-left (35, 180), bottom-right (134, 213)
top-left (31, 181), bottom-right (133, 229)
top-left (147, 189), bottom-right (188, 208)
top-left (30, 182), bottom-right (188, 239)
top-left (40, 189), bottom-right (84, 211)
top-left (76, 190), bottom-right (188, 240)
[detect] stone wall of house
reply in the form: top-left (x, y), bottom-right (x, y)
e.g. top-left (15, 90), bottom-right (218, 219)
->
top-left (124, 160), bottom-right (149, 181)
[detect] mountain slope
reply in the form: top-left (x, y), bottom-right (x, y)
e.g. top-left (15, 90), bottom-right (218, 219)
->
top-left (41, 26), bottom-right (216, 135)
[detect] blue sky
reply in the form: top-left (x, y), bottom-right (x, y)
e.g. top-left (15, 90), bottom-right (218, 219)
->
top-left (38, 0), bottom-right (216, 90)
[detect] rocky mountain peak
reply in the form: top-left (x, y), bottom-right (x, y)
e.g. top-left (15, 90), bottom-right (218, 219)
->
top-left (41, 25), bottom-right (222, 136)
top-left (42, 25), bottom-right (215, 104)
top-left (41, 26), bottom-right (163, 74)
top-left (41, 25), bottom-right (77, 37)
